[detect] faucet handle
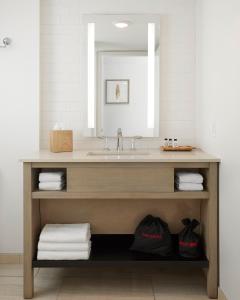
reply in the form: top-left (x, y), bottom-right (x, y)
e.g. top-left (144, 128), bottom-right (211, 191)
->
top-left (131, 137), bottom-right (136, 150)
top-left (103, 136), bottom-right (110, 150)
top-left (130, 136), bottom-right (142, 150)
top-left (97, 135), bottom-right (110, 150)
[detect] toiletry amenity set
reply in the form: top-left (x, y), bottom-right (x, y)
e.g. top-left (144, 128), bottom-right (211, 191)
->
top-left (162, 138), bottom-right (194, 151)
top-left (164, 138), bottom-right (178, 148)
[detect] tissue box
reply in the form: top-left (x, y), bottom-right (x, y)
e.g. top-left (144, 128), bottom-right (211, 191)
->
top-left (50, 130), bottom-right (73, 153)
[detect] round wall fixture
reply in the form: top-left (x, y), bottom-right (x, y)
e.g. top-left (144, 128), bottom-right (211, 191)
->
top-left (0, 37), bottom-right (11, 48)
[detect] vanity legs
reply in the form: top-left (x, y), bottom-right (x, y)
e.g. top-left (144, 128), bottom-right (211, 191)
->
top-left (24, 163), bottom-right (40, 299)
top-left (206, 163), bottom-right (219, 299)
top-left (24, 266), bottom-right (33, 299)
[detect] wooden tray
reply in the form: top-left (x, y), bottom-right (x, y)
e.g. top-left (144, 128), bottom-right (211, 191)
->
top-left (161, 146), bottom-right (193, 151)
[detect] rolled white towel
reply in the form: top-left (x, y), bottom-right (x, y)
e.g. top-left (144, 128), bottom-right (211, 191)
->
top-left (176, 172), bottom-right (203, 184)
top-left (176, 182), bottom-right (203, 191)
top-left (38, 241), bottom-right (91, 251)
top-left (39, 181), bottom-right (65, 191)
top-left (39, 224), bottom-right (91, 243)
top-left (37, 249), bottom-right (91, 260)
top-left (39, 172), bottom-right (64, 183)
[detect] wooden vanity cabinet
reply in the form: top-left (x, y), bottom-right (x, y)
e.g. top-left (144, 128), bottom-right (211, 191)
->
top-left (23, 161), bottom-right (219, 299)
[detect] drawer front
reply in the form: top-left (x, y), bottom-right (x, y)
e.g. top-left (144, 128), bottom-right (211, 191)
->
top-left (67, 165), bottom-right (174, 193)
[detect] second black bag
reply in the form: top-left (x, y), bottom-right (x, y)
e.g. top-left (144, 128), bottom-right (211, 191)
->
top-left (178, 218), bottom-right (202, 258)
top-left (130, 215), bottom-right (172, 256)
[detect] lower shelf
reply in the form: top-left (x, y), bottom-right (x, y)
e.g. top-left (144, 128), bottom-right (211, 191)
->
top-left (32, 234), bottom-right (208, 268)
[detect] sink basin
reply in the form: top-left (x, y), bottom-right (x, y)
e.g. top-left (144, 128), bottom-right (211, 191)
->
top-left (87, 150), bottom-right (149, 156)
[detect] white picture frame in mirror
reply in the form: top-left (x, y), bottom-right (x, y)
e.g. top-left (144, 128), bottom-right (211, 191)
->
top-left (105, 79), bottom-right (130, 104)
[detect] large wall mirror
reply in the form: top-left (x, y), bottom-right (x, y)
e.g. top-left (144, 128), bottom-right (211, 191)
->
top-left (84, 14), bottom-right (160, 137)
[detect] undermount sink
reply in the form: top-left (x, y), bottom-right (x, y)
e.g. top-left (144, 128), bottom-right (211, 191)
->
top-left (87, 150), bottom-right (149, 156)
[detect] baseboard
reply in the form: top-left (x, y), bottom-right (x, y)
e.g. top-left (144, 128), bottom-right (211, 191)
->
top-left (0, 253), bottom-right (23, 264)
top-left (218, 288), bottom-right (228, 300)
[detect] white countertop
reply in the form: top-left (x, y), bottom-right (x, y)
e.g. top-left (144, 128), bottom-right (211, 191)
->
top-left (20, 149), bottom-right (220, 163)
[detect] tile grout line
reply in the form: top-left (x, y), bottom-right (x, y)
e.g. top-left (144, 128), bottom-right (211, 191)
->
top-left (56, 277), bottom-right (63, 300)
top-left (151, 276), bottom-right (157, 300)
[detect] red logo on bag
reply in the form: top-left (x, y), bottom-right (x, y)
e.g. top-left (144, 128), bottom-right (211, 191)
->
top-left (142, 233), bottom-right (163, 240)
top-left (179, 241), bottom-right (198, 248)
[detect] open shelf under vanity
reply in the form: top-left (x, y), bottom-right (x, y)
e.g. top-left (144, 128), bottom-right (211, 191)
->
top-left (32, 234), bottom-right (208, 268)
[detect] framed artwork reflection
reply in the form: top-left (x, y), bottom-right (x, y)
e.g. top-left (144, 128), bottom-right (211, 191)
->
top-left (105, 79), bottom-right (129, 104)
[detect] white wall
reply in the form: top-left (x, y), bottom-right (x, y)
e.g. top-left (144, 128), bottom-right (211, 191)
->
top-left (0, 0), bottom-right (39, 252)
top-left (40, 0), bottom-right (196, 148)
top-left (0, 0), bottom-right (196, 253)
top-left (196, 1), bottom-right (240, 299)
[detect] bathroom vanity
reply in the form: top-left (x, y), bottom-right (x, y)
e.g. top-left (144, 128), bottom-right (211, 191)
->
top-left (22, 149), bottom-right (220, 299)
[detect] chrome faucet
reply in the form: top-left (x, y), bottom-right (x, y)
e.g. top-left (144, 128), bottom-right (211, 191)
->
top-left (116, 128), bottom-right (123, 152)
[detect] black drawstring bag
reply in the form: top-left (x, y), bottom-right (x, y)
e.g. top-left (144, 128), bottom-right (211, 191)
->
top-left (179, 218), bottom-right (202, 258)
top-left (130, 215), bottom-right (172, 256)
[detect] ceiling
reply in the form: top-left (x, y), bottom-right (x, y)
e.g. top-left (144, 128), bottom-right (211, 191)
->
top-left (83, 14), bottom-right (160, 51)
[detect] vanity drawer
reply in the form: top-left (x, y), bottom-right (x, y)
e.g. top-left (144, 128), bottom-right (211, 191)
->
top-left (67, 164), bottom-right (174, 193)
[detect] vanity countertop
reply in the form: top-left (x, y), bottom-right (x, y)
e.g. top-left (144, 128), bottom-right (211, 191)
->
top-left (21, 149), bottom-right (220, 163)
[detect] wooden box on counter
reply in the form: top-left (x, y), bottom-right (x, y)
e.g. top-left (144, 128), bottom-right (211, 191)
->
top-left (49, 130), bottom-right (73, 153)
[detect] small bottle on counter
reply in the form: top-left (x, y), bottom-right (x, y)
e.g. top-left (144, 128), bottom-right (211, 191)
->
top-left (164, 138), bottom-right (168, 147)
top-left (168, 138), bottom-right (173, 147)
top-left (173, 138), bottom-right (178, 148)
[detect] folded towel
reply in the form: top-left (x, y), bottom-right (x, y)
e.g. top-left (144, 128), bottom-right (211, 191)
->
top-left (176, 182), bottom-right (203, 191)
top-left (38, 241), bottom-right (91, 251)
top-left (39, 181), bottom-right (65, 191)
top-left (176, 172), bottom-right (203, 184)
top-left (39, 172), bottom-right (64, 183)
top-left (37, 249), bottom-right (91, 260)
top-left (39, 224), bottom-right (91, 243)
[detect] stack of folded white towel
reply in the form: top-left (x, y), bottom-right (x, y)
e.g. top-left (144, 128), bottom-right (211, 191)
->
top-left (37, 223), bottom-right (91, 260)
top-left (175, 171), bottom-right (204, 191)
top-left (39, 171), bottom-right (65, 191)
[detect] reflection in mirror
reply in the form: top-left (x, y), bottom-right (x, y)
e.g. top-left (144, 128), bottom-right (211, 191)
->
top-left (86, 15), bottom-right (160, 137)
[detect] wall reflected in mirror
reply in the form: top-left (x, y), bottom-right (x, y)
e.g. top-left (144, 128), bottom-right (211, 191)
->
top-left (85, 15), bottom-right (160, 137)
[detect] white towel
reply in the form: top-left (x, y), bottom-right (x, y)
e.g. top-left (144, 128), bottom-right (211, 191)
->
top-left (176, 182), bottom-right (203, 191)
top-left (39, 172), bottom-right (64, 183)
top-left (38, 241), bottom-right (91, 251)
top-left (39, 181), bottom-right (65, 191)
top-left (176, 172), bottom-right (203, 184)
top-left (39, 224), bottom-right (91, 243)
top-left (37, 249), bottom-right (91, 260)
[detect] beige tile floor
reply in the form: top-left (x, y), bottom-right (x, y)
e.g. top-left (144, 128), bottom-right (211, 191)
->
top-left (0, 264), bottom-right (218, 300)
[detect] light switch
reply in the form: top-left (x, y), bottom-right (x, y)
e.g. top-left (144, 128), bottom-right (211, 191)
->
top-left (210, 122), bottom-right (217, 138)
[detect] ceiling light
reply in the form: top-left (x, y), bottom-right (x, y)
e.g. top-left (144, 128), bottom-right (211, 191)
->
top-left (113, 22), bottom-right (130, 29)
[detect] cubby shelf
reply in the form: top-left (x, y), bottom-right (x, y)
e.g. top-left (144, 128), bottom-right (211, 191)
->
top-left (32, 190), bottom-right (209, 199)
top-left (32, 234), bottom-right (208, 268)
